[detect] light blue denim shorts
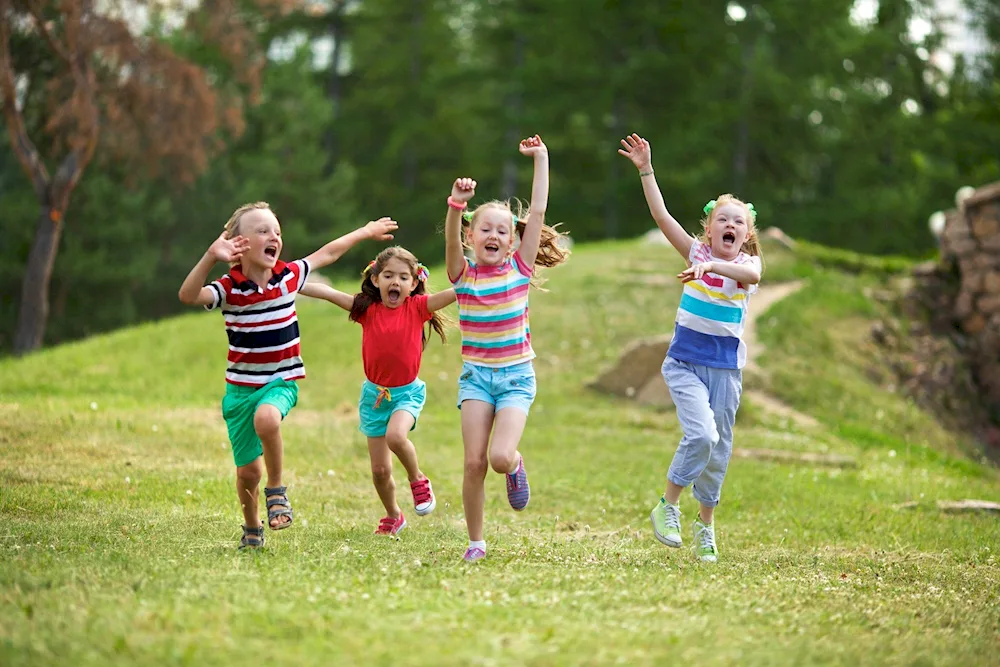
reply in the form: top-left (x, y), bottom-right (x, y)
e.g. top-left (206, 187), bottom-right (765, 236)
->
top-left (358, 379), bottom-right (426, 438)
top-left (456, 361), bottom-right (536, 415)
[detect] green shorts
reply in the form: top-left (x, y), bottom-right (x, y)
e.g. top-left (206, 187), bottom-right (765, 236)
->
top-left (221, 379), bottom-right (299, 467)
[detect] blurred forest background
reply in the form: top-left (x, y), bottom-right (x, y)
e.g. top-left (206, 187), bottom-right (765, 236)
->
top-left (2, 0), bottom-right (999, 354)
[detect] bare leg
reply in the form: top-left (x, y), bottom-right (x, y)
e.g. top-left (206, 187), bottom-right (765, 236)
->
top-left (699, 504), bottom-right (715, 524)
top-left (664, 480), bottom-right (685, 505)
top-left (254, 404), bottom-right (289, 529)
top-left (367, 436), bottom-right (401, 518)
top-left (236, 457), bottom-right (263, 528)
top-left (488, 407), bottom-right (528, 474)
top-left (384, 411), bottom-right (424, 483)
top-left (461, 400), bottom-right (494, 542)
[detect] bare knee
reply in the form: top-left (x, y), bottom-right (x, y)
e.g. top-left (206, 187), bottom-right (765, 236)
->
top-left (464, 456), bottom-right (488, 481)
top-left (253, 407), bottom-right (281, 440)
top-left (236, 461), bottom-right (262, 487)
top-left (371, 463), bottom-right (393, 485)
top-left (385, 429), bottom-right (408, 453)
top-left (489, 449), bottom-right (517, 475)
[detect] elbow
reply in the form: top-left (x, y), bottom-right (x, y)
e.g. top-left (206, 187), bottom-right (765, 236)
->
top-left (747, 270), bottom-right (761, 285)
top-left (178, 289), bottom-right (193, 305)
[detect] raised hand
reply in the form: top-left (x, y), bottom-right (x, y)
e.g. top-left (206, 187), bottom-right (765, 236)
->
top-left (451, 177), bottom-right (477, 204)
top-left (364, 217), bottom-right (398, 241)
top-left (518, 134), bottom-right (547, 158)
top-left (618, 133), bottom-right (653, 172)
top-left (208, 232), bottom-right (250, 263)
top-left (678, 261), bottom-right (714, 283)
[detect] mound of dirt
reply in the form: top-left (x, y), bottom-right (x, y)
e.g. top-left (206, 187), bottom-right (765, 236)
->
top-left (588, 335), bottom-right (673, 407)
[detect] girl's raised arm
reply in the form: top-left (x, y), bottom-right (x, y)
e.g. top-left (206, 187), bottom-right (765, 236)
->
top-left (298, 281), bottom-right (354, 311)
top-left (445, 178), bottom-right (476, 282)
top-left (515, 135), bottom-right (548, 267)
top-left (427, 287), bottom-right (457, 313)
top-left (618, 133), bottom-right (695, 262)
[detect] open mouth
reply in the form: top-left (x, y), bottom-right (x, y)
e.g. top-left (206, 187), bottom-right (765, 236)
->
top-left (387, 288), bottom-right (401, 304)
top-left (485, 243), bottom-right (500, 253)
top-left (722, 232), bottom-right (736, 244)
top-left (264, 246), bottom-right (278, 258)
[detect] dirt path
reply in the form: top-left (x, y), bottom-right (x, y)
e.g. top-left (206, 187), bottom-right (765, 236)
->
top-left (740, 280), bottom-right (819, 428)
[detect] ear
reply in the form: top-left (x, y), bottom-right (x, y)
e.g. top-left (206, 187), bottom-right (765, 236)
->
top-left (369, 271), bottom-right (379, 288)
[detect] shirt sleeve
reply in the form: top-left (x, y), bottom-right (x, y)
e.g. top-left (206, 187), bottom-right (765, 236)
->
top-left (204, 277), bottom-right (228, 311)
top-left (688, 239), bottom-right (709, 265)
top-left (512, 251), bottom-right (534, 278)
top-left (449, 257), bottom-right (471, 285)
top-left (737, 253), bottom-right (762, 294)
top-left (412, 294), bottom-right (432, 323)
top-left (291, 259), bottom-right (311, 291)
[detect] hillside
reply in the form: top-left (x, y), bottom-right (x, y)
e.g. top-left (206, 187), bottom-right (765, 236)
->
top-left (1, 237), bottom-right (998, 666)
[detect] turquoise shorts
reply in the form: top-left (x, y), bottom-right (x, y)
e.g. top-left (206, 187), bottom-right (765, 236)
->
top-left (358, 379), bottom-right (426, 438)
top-left (221, 379), bottom-right (299, 467)
top-left (457, 361), bottom-right (536, 415)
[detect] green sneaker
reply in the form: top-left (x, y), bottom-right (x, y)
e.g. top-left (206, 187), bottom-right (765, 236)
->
top-left (693, 519), bottom-right (718, 563)
top-left (650, 498), bottom-right (682, 547)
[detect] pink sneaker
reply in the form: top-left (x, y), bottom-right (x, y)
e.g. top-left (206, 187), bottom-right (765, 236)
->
top-left (463, 547), bottom-right (486, 562)
top-left (375, 514), bottom-right (407, 535)
top-left (410, 478), bottom-right (436, 516)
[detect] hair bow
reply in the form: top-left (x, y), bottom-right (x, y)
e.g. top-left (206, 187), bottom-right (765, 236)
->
top-left (363, 259), bottom-right (377, 275)
top-left (511, 213), bottom-right (520, 224)
top-left (746, 202), bottom-right (757, 220)
top-left (462, 211), bottom-right (473, 222)
top-left (703, 199), bottom-right (717, 215)
top-left (416, 263), bottom-right (429, 282)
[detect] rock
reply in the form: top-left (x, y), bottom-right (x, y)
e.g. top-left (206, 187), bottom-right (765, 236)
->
top-left (955, 291), bottom-right (974, 319)
top-left (761, 227), bottom-right (798, 250)
top-left (977, 294), bottom-right (1000, 315)
top-left (985, 271), bottom-right (1000, 293)
top-left (642, 229), bottom-right (670, 246)
top-left (589, 335), bottom-right (671, 398)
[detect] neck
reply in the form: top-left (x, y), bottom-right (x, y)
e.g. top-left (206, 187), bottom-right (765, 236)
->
top-left (242, 262), bottom-right (273, 287)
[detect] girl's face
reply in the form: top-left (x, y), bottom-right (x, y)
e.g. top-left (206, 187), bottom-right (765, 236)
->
top-left (238, 209), bottom-right (283, 270)
top-left (706, 202), bottom-right (749, 260)
top-left (371, 256), bottom-right (417, 308)
top-left (469, 208), bottom-right (514, 266)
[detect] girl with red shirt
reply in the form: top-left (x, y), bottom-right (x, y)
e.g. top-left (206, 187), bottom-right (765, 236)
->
top-left (301, 247), bottom-right (455, 535)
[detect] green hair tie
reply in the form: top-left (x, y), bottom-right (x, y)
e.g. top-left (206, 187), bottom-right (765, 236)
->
top-left (703, 199), bottom-right (717, 215)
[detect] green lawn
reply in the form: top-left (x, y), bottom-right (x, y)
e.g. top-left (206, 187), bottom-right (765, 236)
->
top-left (1, 238), bottom-right (998, 666)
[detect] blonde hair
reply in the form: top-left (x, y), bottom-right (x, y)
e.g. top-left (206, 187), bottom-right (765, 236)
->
top-left (699, 193), bottom-right (765, 272)
top-left (463, 199), bottom-right (570, 288)
top-left (222, 201), bottom-right (275, 266)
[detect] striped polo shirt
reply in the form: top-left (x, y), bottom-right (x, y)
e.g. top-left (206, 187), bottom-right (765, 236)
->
top-left (206, 259), bottom-right (311, 386)
top-left (451, 251), bottom-right (534, 368)
top-left (667, 240), bottom-right (761, 370)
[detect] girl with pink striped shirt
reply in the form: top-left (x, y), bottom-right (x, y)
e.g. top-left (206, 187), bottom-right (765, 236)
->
top-left (444, 135), bottom-right (570, 562)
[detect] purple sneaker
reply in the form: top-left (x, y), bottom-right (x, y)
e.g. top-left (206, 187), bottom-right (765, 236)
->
top-left (505, 456), bottom-right (530, 511)
top-left (463, 547), bottom-right (486, 562)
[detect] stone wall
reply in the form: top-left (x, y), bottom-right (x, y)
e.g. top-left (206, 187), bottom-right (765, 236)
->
top-left (938, 181), bottom-right (1000, 412)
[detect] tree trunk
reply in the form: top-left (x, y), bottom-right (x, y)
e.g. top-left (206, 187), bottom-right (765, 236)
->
top-left (733, 37), bottom-right (755, 194)
top-left (14, 206), bottom-right (63, 354)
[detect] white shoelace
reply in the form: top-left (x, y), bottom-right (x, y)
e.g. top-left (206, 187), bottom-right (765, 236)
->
top-left (665, 504), bottom-right (682, 531)
top-left (696, 522), bottom-right (716, 552)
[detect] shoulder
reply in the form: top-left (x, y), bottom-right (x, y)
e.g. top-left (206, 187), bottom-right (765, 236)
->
top-left (689, 240), bottom-right (710, 263)
top-left (511, 251), bottom-right (533, 278)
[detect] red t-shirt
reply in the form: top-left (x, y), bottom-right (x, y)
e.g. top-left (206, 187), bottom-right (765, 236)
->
top-left (357, 294), bottom-right (432, 387)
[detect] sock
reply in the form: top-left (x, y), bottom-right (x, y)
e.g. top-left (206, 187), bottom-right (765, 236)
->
top-left (469, 540), bottom-right (486, 552)
top-left (508, 455), bottom-right (522, 475)
top-left (660, 496), bottom-right (678, 508)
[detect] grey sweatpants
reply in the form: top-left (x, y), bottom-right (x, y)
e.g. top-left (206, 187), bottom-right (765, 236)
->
top-left (663, 356), bottom-right (743, 508)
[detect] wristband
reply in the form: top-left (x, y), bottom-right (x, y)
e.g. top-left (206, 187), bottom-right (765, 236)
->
top-left (639, 170), bottom-right (654, 177)
top-left (447, 196), bottom-right (468, 211)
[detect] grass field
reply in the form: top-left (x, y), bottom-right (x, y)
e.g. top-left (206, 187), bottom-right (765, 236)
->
top-left (1, 238), bottom-right (998, 666)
